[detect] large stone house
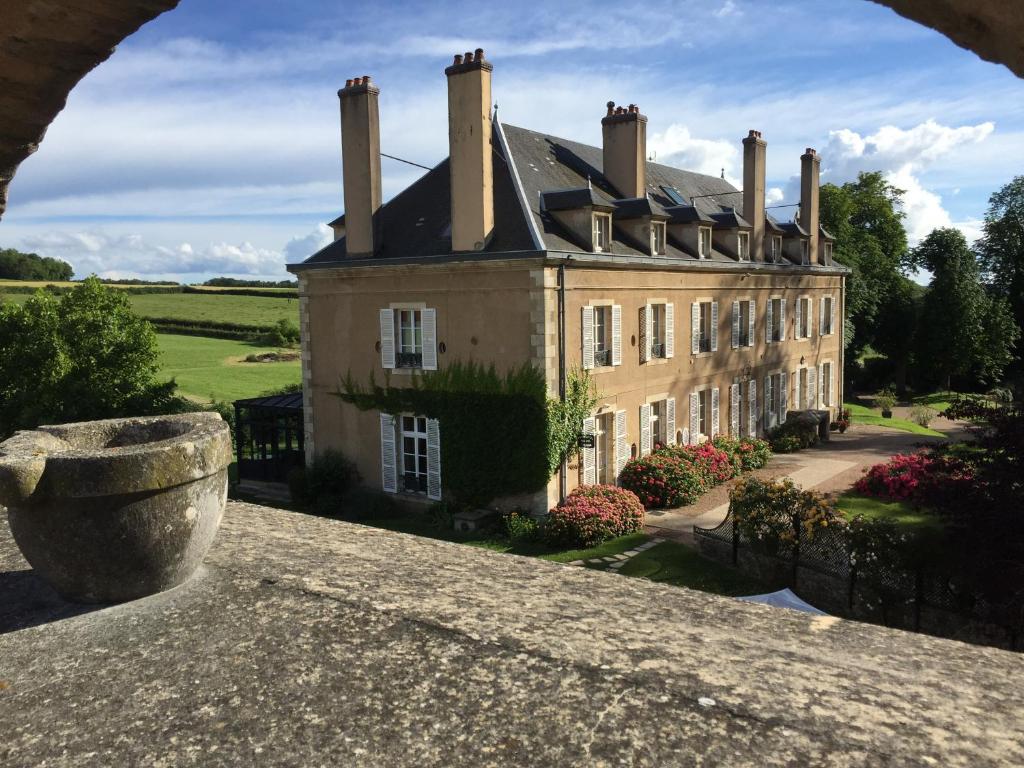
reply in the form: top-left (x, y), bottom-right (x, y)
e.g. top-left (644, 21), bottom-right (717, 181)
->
top-left (287, 49), bottom-right (847, 512)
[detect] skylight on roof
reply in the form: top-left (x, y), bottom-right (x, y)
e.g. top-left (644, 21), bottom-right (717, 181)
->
top-left (661, 186), bottom-right (687, 206)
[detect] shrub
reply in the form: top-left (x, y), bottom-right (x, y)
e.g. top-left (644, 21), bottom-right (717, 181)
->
top-left (909, 404), bottom-right (938, 427)
top-left (503, 510), bottom-right (542, 543)
top-left (769, 434), bottom-right (802, 453)
top-left (710, 436), bottom-right (744, 476)
top-left (768, 418), bottom-right (818, 450)
top-left (874, 387), bottom-right (897, 412)
top-left (723, 436), bottom-right (772, 471)
top-left (730, 476), bottom-right (843, 553)
top-left (544, 485), bottom-right (645, 548)
top-left (855, 450), bottom-right (976, 508)
top-left (302, 449), bottom-right (361, 516)
top-left (619, 453), bottom-right (707, 508)
top-left (659, 442), bottom-right (738, 485)
top-left (256, 318), bottom-right (301, 347)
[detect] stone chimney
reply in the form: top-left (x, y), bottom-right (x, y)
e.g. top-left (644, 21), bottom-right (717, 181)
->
top-left (800, 147), bottom-right (820, 265)
top-left (339, 75), bottom-right (382, 258)
top-left (445, 49), bottom-right (494, 252)
top-left (602, 102), bottom-right (647, 199)
top-left (742, 130), bottom-right (766, 261)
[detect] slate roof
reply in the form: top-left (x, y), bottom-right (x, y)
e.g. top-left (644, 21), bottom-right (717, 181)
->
top-left (296, 120), bottom-right (843, 269)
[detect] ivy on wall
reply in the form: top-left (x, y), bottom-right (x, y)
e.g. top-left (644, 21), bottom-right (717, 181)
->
top-left (337, 361), bottom-right (596, 508)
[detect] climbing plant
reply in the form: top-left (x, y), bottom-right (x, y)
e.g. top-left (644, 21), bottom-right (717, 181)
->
top-left (337, 362), bottom-right (595, 508)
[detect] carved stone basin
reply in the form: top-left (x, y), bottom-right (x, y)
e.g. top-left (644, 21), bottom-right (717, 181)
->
top-left (0, 412), bottom-right (231, 603)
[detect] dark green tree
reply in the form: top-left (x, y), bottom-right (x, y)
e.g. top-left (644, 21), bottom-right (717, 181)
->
top-left (819, 172), bottom-right (911, 359)
top-left (976, 176), bottom-right (1024, 371)
top-left (0, 247), bottom-right (74, 281)
top-left (0, 276), bottom-right (177, 436)
top-left (913, 228), bottom-right (1018, 390)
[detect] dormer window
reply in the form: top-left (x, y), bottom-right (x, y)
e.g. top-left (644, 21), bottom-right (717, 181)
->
top-left (593, 213), bottom-right (612, 252)
top-left (651, 222), bottom-right (666, 255)
top-left (737, 232), bottom-right (750, 261)
top-left (770, 236), bottom-right (782, 262)
top-left (823, 241), bottom-right (833, 263)
top-left (698, 227), bottom-right (712, 259)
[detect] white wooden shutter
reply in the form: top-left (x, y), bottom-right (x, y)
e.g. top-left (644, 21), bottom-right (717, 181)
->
top-left (665, 303), bottom-right (675, 358)
top-left (582, 306), bottom-right (595, 370)
top-left (764, 375), bottom-right (773, 429)
top-left (379, 308), bottom-right (396, 369)
top-left (582, 416), bottom-right (596, 484)
top-left (747, 300), bottom-right (755, 347)
top-left (730, 384), bottom-right (740, 437)
top-left (748, 379), bottom-right (757, 437)
top-left (689, 392), bottom-right (699, 444)
top-left (426, 418), bottom-right (442, 500)
top-left (765, 299), bottom-right (773, 344)
top-left (614, 410), bottom-right (628, 478)
top-left (691, 302), bottom-right (700, 355)
top-left (794, 370), bottom-right (802, 413)
top-left (807, 298), bottom-right (814, 338)
top-left (779, 299), bottom-right (786, 341)
top-left (639, 305), bottom-right (649, 363)
top-left (711, 387), bottom-right (720, 437)
top-left (731, 301), bottom-right (740, 349)
top-left (780, 371), bottom-right (789, 417)
top-left (795, 297), bottom-right (802, 339)
top-left (611, 305), bottom-right (622, 366)
top-left (666, 397), bottom-right (676, 445)
top-left (640, 403), bottom-right (652, 456)
top-left (818, 363), bottom-right (825, 407)
top-left (808, 367), bottom-right (817, 409)
top-left (830, 296), bottom-right (836, 336)
top-left (711, 301), bottom-right (719, 352)
top-left (820, 297), bottom-right (826, 335)
top-left (421, 308), bottom-right (438, 370)
top-left (379, 413), bottom-right (397, 493)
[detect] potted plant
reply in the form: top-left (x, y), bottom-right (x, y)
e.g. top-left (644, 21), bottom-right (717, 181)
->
top-left (875, 388), bottom-right (897, 419)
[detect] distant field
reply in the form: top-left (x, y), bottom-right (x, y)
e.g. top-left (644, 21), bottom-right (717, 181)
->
top-left (157, 334), bottom-right (301, 403)
top-left (0, 279), bottom-right (295, 293)
top-left (0, 287), bottom-right (298, 329)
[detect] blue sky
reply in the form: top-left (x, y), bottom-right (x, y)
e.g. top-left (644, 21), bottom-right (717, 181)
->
top-left (2, 0), bottom-right (1022, 282)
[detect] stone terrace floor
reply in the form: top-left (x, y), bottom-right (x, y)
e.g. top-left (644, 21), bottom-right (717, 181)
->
top-left (1, 501), bottom-right (1022, 766)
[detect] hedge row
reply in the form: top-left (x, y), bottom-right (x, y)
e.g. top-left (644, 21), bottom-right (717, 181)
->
top-left (0, 284), bottom-right (297, 299)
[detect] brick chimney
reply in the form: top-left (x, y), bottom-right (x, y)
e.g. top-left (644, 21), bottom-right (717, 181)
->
top-left (742, 130), bottom-right (766, 261)
top-left (445, 49), bottom-right (494, 252)
top-left (339, 75), bottom-right (382, 258)
top-left (601, 102), bottom-right (647, 199)
top-left (800, 147), bottom-right (820, 265)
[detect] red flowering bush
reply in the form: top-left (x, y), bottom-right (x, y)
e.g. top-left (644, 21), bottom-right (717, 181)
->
top-left (711, 436), bottom-right (772, 472)
top-left (854, 451), bottom-right (976, 506)
top-left (659, 442), bottom-right (738, 485)
top-left (619, 453), bottom-right (707, 508)
top-left (544, 484), bottom-right (645, 548)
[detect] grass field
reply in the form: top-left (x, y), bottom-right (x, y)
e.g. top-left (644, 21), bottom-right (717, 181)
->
top-left (0, 288), bottom-right (298, 328)
top-left (0, 279), bottom-right (295, 293)
top-left (836, 492), bottom-right (945, 532)
top-left (157, 334), bottom-right (300, 402)
top-left (844, 402), bottom-right (945, 437)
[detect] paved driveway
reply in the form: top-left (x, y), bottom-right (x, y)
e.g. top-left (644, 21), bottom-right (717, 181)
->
top-left (645, 420), bottom-right (966, 541)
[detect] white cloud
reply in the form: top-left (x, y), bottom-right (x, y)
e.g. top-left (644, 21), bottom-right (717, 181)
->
top-left (715, 1), bottom-right (740, 19)
top-left (283, 223), bottom-right (332, 263)
top-left (648, 125), bottom-right (740, 187)
top-left (766, 187), bottom-right (784, 205)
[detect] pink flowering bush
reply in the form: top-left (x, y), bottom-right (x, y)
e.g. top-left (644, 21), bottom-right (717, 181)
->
top-left (619, 454), bottom-right (707, 508)
top-left (855, 451), bottom-right (976, 506)
top-left (544, 484), bottom-right (645, 548)
top-left (659, 442), bottom-right (738, 485)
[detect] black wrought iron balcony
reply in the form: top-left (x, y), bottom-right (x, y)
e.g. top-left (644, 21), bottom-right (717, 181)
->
top-left (396, 352), bottom-right (423, 369)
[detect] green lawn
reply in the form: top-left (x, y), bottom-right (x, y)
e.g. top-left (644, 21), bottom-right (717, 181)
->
top-left (619, 541), bottom-right (768, 595)
top-left (844, 402), bottom-right (945, 437)
top-left (836, 492), bottom-right (945, 532)
top-left (157, 334), bottom-right (300, 402)
top-left (911, 391), bottom-right (991, 415)
top-left (0, 287), bottom-right (298, 328)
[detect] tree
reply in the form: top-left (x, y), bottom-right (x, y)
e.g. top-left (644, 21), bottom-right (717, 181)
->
top-left (820, 172), bottom-right (911, 359)
top-left (976, 176), bottom-right (1024, 372)
top-left (0, 247), bottom-right (73, 281)
top-left (0, 276), bottom-right (178, 436)
top-left (913, 228), bottom-right (1018, 390)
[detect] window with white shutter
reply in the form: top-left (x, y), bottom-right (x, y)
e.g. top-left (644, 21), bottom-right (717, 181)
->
top-left (747, 300), bottom-right (755, 347)
top-left (779, 299), bottom-right (787, 342)
top-left (710, 301), bottom-right (719, 352)
top-left (747, 379), bottom-right (757, 437)
top-left (639, 305), bottom-right (649, 363)
top-left (665, 303), bottom-right (675, 358)
top-left (780, 371), bottom-right (789, 416)
top-left (640, 403), bottom-right (652, 456)
top-left (611, 305), bottom-right (622, 366)
top-left (581, 306), bottom-right (595, 369)
top-left (765, 298), bottom-right (774, 344)
top-left (379, 413), bottom-right (397, 493)
top-left (764, 375), bottom-right (774, 429)
top-left (614, 410), bottom-right (628, 478)
top-left (808, 367), bottom-right (818, 409)
top-left (691, 302), bottom-right (700, 355)
top-left (426, 418), bottom-right (442, 500)
top-left (711, 387), bottom-right (720, 437)
top-left (807, 297), bottom-right (814, 338)
top-left (379, 309), bottom-right (396, 369)
top-left (582, 416), bottom-right (597, 484)
top-left (795, 296), bottom-right (802, 340)
top-left (421, 308), bottom-right (438, 370)
top-left (730, 384), bottom-right (740, 436)
top-left (666, 397), bottom-right (676, 446)
top-left (795, 369), bottom-right (803, 412)
top-left (731, 301), bottom-right (740, 349)
top-left (689, 392), bottom-right (699, 444)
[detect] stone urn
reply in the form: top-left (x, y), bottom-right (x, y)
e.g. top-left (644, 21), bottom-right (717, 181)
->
top-left (0, 412), bottom-right (231, 604)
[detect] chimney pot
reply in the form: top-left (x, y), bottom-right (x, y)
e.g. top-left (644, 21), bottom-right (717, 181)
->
top-left (464, 50), bottom-right (474, 62)
top-left (475, 47), bottom-right (484, 59)
top-left (453, 54), bottom-right (463, 65)
top-left (606, 101), bottom-right (615, 116)
top-left (345, 78), bottom-right (354, 88)
top-left (362, 75), bottom-right (371, 84)
top-left (805, 147), bottom-right (815, 155)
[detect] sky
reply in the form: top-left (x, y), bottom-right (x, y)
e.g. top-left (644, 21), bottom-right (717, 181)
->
top-left (2, 0), bottom-right (1022, 283)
